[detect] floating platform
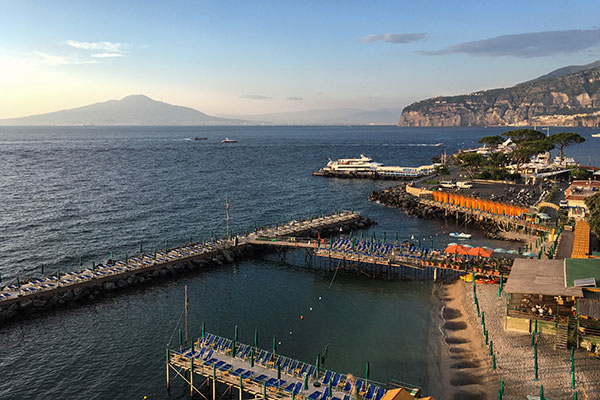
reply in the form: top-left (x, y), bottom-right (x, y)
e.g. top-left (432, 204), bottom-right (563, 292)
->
top-left (167, 332), bottom-right (424, 399)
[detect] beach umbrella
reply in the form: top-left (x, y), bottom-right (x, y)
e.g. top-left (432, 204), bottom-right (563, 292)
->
top-left (277, 361), bottom-right (281, 380)
top-left (365, 361), bottom-right (370, 381)
top-left (445, 244), bottom-right (460, 254)
top-left (303, 372), bottom-right (309, 390)
top-left (316, 354), bottom-right (320, 379)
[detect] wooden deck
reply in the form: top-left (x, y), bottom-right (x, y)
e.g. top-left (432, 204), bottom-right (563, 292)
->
top-left (167, 332), bottom-right (422, 399)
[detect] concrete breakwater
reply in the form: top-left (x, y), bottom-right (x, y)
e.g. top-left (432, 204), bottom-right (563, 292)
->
top-left (0, 212), bottom-right (374, 325)
top-left (369, 185), bottom-right (507, 238)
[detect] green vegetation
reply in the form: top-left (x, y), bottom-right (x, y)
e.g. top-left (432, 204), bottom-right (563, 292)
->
top-left (454, 129), bottom-right (585, 182)
top-left (569, 167), bottom-right (589, 180)
top-left (585, 193), bottom-right (600, 237)
top-left (547, 132), bottom-right (585, 163)
top-left (435, 165), bottom-right (449, 175)
top-left (455, 152), bottom-right (484, 178)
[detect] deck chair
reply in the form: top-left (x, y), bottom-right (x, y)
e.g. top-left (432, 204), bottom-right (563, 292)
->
top-left (331, 373), bottom-right (341, 387)
top-left (322, 371), bottom-right (332, 384)
top-left (308, 391), bottom-right (322, 400)
top-left (230, 368), bottom-right (245, 376)
top-left (375, 388), bottom-right (385, 400)
top-left (365, 385), bottom-right (376, 400)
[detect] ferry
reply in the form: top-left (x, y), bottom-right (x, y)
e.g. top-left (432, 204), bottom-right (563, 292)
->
top-left (221, 138), bottom-right (237, 143)
top-left (321, 154), bottom-right (381, 173)
top-left (313, 155), bottom-right (440, 179)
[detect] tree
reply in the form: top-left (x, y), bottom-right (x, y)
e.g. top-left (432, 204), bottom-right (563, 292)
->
top-left (478, 135), bottom-right (504, 150)
top-left (503, 129), bottom-right (546, 144)
top-left (585, 193), bottom-right (600, 237)
top-left (510, 139), bottom-right (555, 171)
top-left (455, 152), bottom-right (484, 178)
top-left (569, 167), bottom-right (589, 180)
top-left (548, 132), bottom-right (585, 165)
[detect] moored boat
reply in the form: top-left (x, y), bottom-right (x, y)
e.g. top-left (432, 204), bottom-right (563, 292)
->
top-left (221, 138), bottom-right (237, 143)
top-left (449, 232), bottom-right (472, 239)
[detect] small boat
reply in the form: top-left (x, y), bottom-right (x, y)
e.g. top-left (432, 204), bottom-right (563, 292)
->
top-left (449, 232), bottom-right (472, 239)
top-left (592, 133), bottom-right (600, 138)
top-left (434, 143), bottom-right (443, 146)
top-left (221, 138), bottom-right (237, 143)
top-left (194, 137), bottom-right (208, 141)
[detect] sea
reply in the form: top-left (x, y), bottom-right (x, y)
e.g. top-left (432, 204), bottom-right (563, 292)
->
top-left (0, 125), bottom-right (598, 399)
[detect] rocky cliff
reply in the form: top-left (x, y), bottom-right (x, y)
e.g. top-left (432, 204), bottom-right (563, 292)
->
top-left (398, 66), bottom-right (600, 127)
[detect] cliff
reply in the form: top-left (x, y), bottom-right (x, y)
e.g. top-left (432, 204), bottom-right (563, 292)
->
top-left (398, 65), bottom-right (600, 127)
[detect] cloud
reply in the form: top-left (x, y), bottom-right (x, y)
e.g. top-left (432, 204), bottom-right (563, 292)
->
top-left (30, 51), bottom-right (97, 65)
top-left (423, 28), bottom-right (600, 57)
top-left (286, 96), bottom-right (303, 101)
top-left (360, 33), bottom-right (426, 44)
top-left (65, 40), bottom-right (126, 53)
top-left (91, 53), bottom-right (124, 58)
top-left (239, 94), bottom-right (272, 100)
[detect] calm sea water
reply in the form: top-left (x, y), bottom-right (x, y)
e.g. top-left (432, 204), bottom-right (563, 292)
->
top-left (0, 126), bottom-right (598, 399)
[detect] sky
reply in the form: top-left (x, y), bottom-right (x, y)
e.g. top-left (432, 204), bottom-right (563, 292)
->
top-left (2, 0), bottom-right (600, 118)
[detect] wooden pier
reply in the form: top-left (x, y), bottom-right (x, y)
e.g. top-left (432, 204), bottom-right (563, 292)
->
top-left (166, 331), bottom-right (425, 400)
top-left (0, 211), bottom-right (367, 321)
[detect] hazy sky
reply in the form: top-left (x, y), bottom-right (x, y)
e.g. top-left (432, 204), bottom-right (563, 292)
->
top-left (2, 0), bottom-right (600, 118)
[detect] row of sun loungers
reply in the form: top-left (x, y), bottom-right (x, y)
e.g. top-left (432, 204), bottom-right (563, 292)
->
top-left (174, 334), bottom-right (388, 400)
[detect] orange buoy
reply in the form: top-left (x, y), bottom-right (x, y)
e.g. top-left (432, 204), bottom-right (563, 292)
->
top-left (300, 315), bottom-right (304, 320)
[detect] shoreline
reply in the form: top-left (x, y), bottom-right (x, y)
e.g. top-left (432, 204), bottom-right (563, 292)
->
top-left (434, 280), bottom-right (497, 400)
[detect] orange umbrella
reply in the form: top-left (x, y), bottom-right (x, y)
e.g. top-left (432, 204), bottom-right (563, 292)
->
top-left (444, 244), bottom-right (460, 254)
top-left (467, 247), bottom-right (494, 257)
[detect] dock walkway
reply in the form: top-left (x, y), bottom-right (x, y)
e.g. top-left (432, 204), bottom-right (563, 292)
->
top-left (167, 332), bottom-right (421, 400)
top-left (0, 212), bottom-right (361, 306)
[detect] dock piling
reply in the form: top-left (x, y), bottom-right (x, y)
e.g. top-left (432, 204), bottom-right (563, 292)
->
top-left (166, 348), bottom-right (170, 391)
top-left (213, 365), bottom-right (216, 400)
top-left (190, 357), bottom-right (194, 397)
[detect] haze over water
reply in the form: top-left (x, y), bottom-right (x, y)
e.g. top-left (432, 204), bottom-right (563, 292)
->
top-left (1, 126), bottom-right (598, 399)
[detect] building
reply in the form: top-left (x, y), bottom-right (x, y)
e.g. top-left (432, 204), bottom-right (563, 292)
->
top-left (565, 180), bottom-right (600, 219)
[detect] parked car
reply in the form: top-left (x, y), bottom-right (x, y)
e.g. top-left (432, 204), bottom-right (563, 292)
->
top-left (457, 181), bottom-right (473, 189)
top-left (559, 200), bottom-right (569, 208)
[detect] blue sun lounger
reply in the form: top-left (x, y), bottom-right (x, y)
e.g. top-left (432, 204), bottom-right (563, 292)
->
top-left (230, 368), bottom-right (245, 376)
top-left (375, 388), bottom-right (385, 400)
top-left (256, 350), bottom-right (267, 363)
top-left (331, 373), bottom-right (341, 387)
top-left (214, 337), bottom-right (224, 348)
top-left (253, 374), bottom-right (268, 384)
top-left (214, 360), bottom-right (226, 369)
top-left (355, 380), bottom-right (363, 393)
top-left (241, 371), bottom-right (252, 380)
top-left (365, 385), bottom-right (376, 400)
top-left (298, 363), bottom-right (308, 377)
top-left (203, 349), bottom-right (214, 360)
top-left (320, 387), bottom-right (330, 399)
top-left (261, 352), bottom-right (272, 365)
top-left (287, 360), bottom-right (299, 374)
top-left (342, 381), bottom-right (352, 393)
top-left (322, 371), bottom-right (332, 384)
top-left (221, 339), bottom-right (232, 351)
top-left (284, 383), bottom-right (295, 392)
top-left (308, 391), bottom-right (322, 400)
top-left (218, 363), bottom-right (232, 372)
top-left (293, 382), bottom-right (303, 395)
top-left (204, 357), bottom-right (218, 366)
top-left (306, 365), bottom-right (316, 377)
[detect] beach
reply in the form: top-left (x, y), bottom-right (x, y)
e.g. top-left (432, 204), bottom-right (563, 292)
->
top-left (440, 280), bottom-right (600, 399)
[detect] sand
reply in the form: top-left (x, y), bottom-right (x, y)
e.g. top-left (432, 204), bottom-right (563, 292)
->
top-left (442, 280), bottom-right (600, 399)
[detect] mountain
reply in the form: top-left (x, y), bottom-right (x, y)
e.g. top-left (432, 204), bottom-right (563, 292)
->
top-left (0, 95), bottom-right (246, 126)
top-left (398, 63), bottom-right (600, 127)
top-left (527, 60), bottom-right (600, 83)
top-left (222, 108), bottom-right (401, 125)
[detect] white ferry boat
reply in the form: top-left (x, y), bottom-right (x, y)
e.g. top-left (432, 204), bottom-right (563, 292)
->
top-left (221, 138), bottom-right (237, 143)
top-left (314, 155), bottom-right (440, 179)
top-left (321, 154), bottom-right (381, 173)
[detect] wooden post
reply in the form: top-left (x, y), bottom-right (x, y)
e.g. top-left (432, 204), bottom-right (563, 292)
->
top-left (190, 357), bottom-right (194, 397)
top-left (166, 348), bottom-right (170, 391)
top-left (213, 365), bottom-right (217, 400)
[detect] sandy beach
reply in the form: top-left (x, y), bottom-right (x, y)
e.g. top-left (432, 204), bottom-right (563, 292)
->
top-left (441, 280), bottom-right (600, 399)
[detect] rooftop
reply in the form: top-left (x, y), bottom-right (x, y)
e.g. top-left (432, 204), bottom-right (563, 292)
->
top-left (504, 259), bottom-right (583, 297)
top-left (564, 258), bottom-right (600, 287)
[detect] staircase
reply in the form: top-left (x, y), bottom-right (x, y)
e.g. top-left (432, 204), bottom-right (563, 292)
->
top-left (555, 316), bottom-right (574, 350)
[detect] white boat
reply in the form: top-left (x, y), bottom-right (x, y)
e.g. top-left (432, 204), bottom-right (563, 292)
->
top-left (449, 232), bottom-right (472, 239)
top-left (592, 133), bottom-right (600, 138)
top-left (221, 138), bottom-right (237, 143)
top-left (321, 154), bottom-right (382, 173)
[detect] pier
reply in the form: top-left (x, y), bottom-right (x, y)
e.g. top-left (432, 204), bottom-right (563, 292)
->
top-left (0, 211), bottom-right (370, 322)
top-left (166, 331), bottom-right (424, 400)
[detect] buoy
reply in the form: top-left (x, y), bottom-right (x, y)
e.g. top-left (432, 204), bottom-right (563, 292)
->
top-left (290, 331), bottom-right (293, 334)
top-left (301, 315), bottom-right (304, 320)
top-left (318, 296), bottom-right (322, 300)
top-left (309, 307), bottom-right (313, 311)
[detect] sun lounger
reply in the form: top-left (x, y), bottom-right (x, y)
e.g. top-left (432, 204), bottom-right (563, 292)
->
top-left (265, 378), bottom-right (279, 387)
top-left (375, 388), bottom-right (385, 400)
top-left (203, 349), bottom-right (214, 360)
top-left (261, 352), bottom-right (272, 365)
top-left (214, 337), bottom-right (224, 348)
top-left (322, 371), bottom-right (332, 384)
top-left (298, 363), bottom-right (308, 376)
top-left (284, 383), bottom-right (296, 392)
top-left (342, 381), bottom-right (352, 393)
top-left (308, 391), bottom-right (322, 400)
top-left (253, 374), bottom-right (268, 384)
top-left (218, 363), bottom-right (232, 372)
top-left (204, 357), bottom-right (218, 366)
top-left (287, 360), bottom-right (298, 374)
top-left (307, 365), bottom-right (315, 377)
top-left (230, 368), bottom-right (245, 376)
top-left (241, 371), bottom-right (252, 379)
top-left (293, 382), bottom-right (303, 394)
top-left (355, 380), bottom-right (363, 392)
top-left (320, 387), bottom-right (330, 399)
top-left (214, 360), bottom-right (226, 369)
top-left (365, 385), bottom-right (376, 400)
